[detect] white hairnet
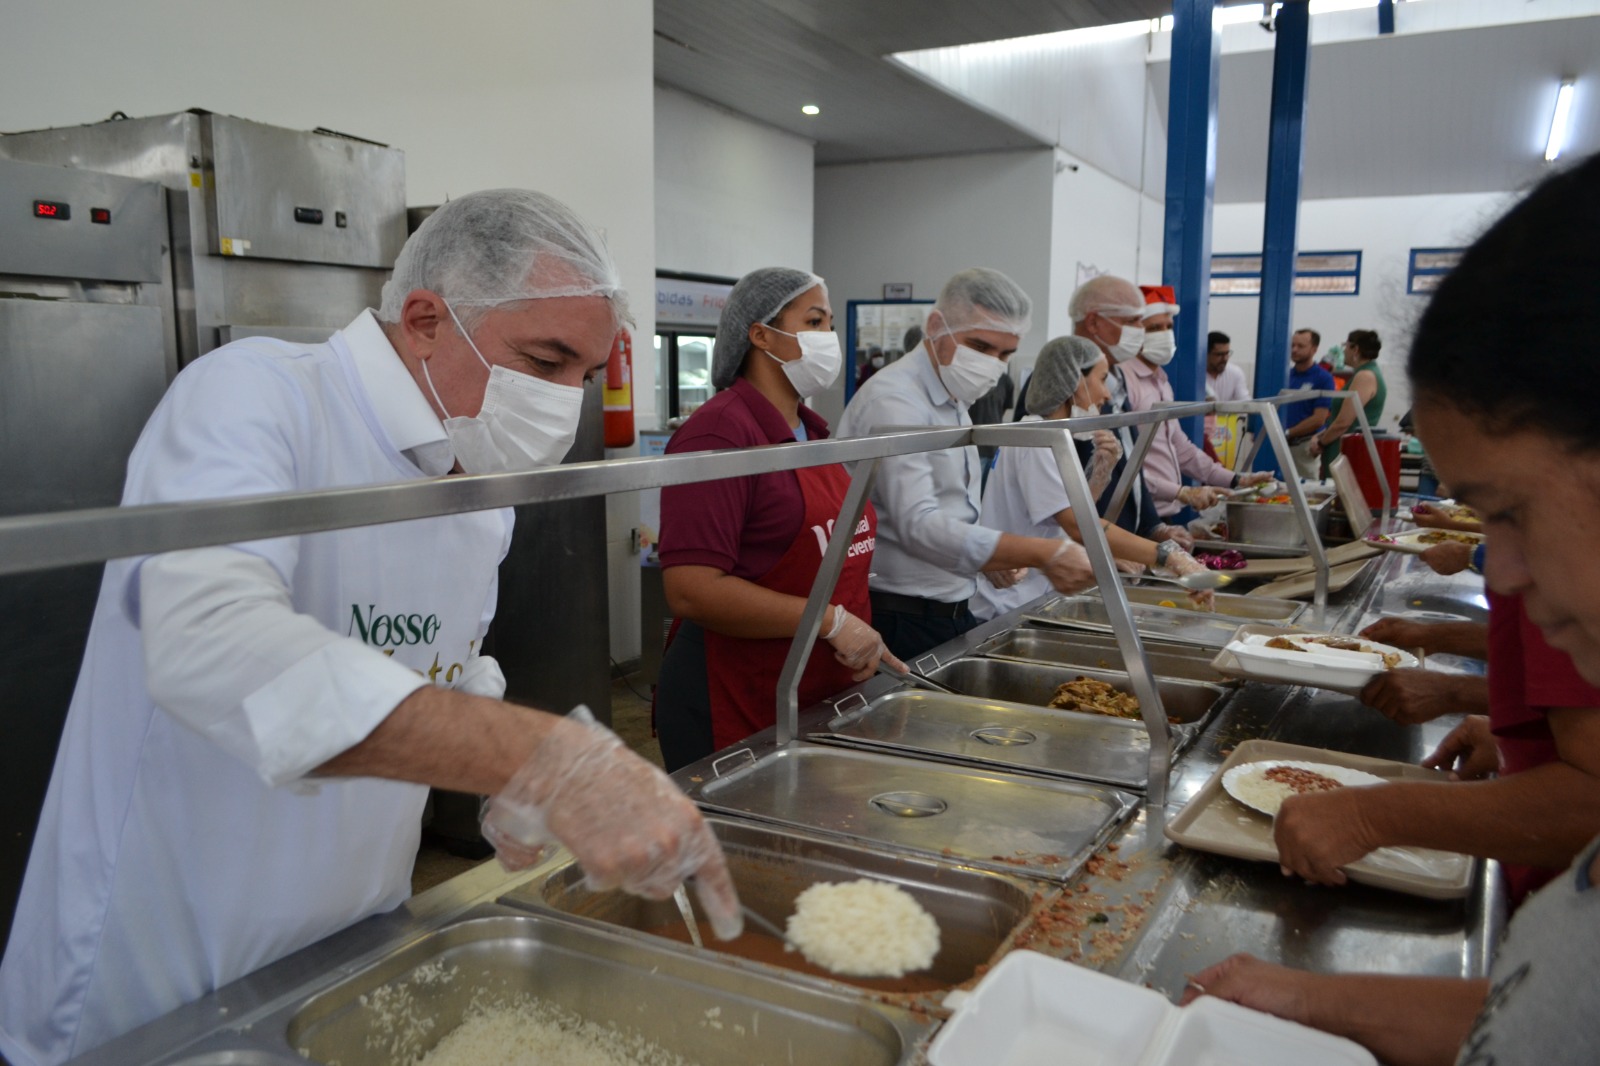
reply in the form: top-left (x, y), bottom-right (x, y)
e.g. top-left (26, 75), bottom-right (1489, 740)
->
top-left (377, 189), bottom-right (630, 330)
top-left (1067, 274), bottom-right (1144, 324)
top-left (1026, 336), bottom-right (1105, 416)
top-left (711, 267), bottom-right (825, 389)
top-left (930, 267), bottom-right (1032, 337)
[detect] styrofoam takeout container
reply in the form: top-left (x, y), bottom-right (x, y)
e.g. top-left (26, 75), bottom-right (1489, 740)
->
top-left (927, 950), bottom-right (1376, 1066)
top-left (1212, 626), bottom-right (1419, 695)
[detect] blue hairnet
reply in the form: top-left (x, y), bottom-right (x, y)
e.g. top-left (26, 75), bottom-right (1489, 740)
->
top-left (1026, 336), bottom-right (1105, 416)
top-left (712, 267), bottom-right (825, 389)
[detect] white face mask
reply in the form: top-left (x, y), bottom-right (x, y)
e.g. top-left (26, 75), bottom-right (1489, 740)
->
top-left (762, 326), bottom-right (841, 397)
top-left (870, 355), bottom-right (886, 369)
top-left (1107, 322), bottom-right (1146, 364)
top-left (938, 344), bottom-right (1006, 405)
top-left (1069, 402), bottom-right (1101, 441)
top-left (1142, 329), bottom-right (1176, 366)
top-left (423, 303), bottom-right (587, 474)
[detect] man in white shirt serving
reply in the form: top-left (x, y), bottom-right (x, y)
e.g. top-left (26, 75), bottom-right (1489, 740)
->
top-left (0, 190), bottom-right (741, 1066)
top-left (838, 268), bottom-right (1096, 660)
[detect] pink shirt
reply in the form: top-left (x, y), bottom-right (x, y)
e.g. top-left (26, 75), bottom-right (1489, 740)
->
top-left (1122, 358), bottom-right (1235, 517)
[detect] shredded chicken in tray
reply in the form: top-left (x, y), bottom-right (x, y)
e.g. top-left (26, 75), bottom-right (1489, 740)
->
top-left (1048, 676), bottom-right (1142, 719)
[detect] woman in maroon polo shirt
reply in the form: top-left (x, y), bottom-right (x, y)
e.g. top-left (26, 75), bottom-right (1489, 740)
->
top-left (656, 268), bottom-right (904, 771)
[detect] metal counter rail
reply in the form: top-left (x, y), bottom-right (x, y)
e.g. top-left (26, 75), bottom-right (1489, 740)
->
top-left (1235, 388), bottom-right (1393, 525)
top-left (0, 398), bottom-right (1328, 813)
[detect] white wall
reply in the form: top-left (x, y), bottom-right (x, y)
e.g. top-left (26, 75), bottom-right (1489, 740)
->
top-left (1049, 149), bottom-right (1168, 341)
top-left (812, 149), bottom-right (1057, 423)
top-left (1206, 191), bottom-right (1514, 431)
top-left (655, 86), bottom-right (815, 283)
top-left (0, 0), bottom-right (656, 664)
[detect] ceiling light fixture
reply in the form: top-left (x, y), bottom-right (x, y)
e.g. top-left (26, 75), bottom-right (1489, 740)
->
top-left (1545, 79), bottom-right (1576, 162)
top-left (801, 104), bottom-right (821, 116)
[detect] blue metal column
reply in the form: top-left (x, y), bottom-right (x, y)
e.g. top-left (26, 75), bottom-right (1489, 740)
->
top-left (1162, 0), bottom-right (1222, 447)
top-left (1378, 0), bottom-right (1396, 35)
top-left (1252, 0), bottom-right (1311, 474)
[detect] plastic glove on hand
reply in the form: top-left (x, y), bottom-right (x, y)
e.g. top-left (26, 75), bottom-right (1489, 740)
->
top-left (482, 706), bottom-right (744, 940)
top-left (1041, 539), bottom-right (1096, 594)
top-left (1152, 523), bottom-right (1195, 553)
top-left (824, 606), bottom-right (898, 680)
top-left (982, 567), bottom-right (1028, 590)
top-left (1166, 550), bottom-right (1215, 611)
top-left (1177, 486), bottom-right (1224, 511)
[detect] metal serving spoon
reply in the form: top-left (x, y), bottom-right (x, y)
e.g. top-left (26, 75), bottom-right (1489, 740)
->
top-left (675, 884), bottom-right (799, 950)
top-left (672, 885), bottom-right (704, 949)
top-left (1129, 570), bottom-right (1235, 591)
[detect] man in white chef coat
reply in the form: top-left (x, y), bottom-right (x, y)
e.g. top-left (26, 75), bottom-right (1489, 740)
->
top-left (0, 190), bottom-right (741, 1066)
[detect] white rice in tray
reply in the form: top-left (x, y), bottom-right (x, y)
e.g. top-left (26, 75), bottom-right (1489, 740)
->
top-left (785, 878), bottom-right (941, 978)
top-left (417, 995), bottom-right (699, 1066)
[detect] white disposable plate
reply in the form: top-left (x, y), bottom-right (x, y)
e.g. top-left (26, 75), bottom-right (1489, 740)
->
top-left (928, 950), bottom-right (1376, 1066)
top-left (1221, 759), bottom-right (1387, 817)
top-left (1366, 528), bottom-right (1485, 555)
top-left (1218, 631), bottom-right (1418, 694)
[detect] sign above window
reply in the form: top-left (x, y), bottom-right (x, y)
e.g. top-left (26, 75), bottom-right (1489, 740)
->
top-left (1210, 250), bottom-right (1362, 297)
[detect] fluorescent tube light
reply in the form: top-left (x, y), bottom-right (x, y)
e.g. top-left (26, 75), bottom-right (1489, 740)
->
top-left (801, 104), bottom-right (821, 116)
top-left (1545, 80), bottom-right (1576, 162)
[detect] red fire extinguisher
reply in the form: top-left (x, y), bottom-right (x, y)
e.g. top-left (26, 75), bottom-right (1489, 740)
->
top-left (603, 329), bottom-right (635, 448)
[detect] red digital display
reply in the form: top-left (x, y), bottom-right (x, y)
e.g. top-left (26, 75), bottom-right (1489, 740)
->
top-left (91, 207), bottom-right (111, 224)
top-left (33, 200), bottom-right (71, 220)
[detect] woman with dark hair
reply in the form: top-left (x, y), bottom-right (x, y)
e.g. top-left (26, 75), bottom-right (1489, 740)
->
top-left (1180, 153), bottom-right (1600, 1066)
top-left (1308, 328), bottom-right (1385, 474)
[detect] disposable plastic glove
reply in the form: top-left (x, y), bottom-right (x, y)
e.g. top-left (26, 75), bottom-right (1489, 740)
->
top-left (1177, 485), bottom-right (1224, 511)
top-left (481, 705), bottom-right (744, 940)
top-left (1087, 430), bottom-right (1122, 498)
top-left (1151, 523), bottom-right (1195, 552)
top-left (1165, 548), bottom-right (1215, 611)
top-left (1041, 539), bottom-right (1096, 595)
top-left (452, 654), bottom-right (506, 699)
top-left (823, 606), bottom-right (905, 679)
top-left (982, 567), bottom-right (1028, 590)
top-left (1237, 472), bottom-right (1275, 489)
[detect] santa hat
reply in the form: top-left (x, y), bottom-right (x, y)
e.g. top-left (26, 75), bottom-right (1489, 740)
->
top-left (1139, 284), bottom-right (1181, 317)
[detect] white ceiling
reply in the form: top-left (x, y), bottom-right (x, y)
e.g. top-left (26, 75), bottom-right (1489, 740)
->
top-left (654, 0), bottom-right (1169, 163)
top-left (1148, 13), bottom-right (1600, 200)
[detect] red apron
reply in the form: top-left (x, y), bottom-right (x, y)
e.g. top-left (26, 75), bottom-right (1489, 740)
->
top-left (701, 462), bottom-right (876, 750)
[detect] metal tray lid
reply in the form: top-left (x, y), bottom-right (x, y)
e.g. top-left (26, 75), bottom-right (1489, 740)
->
top-left (683, 742), bottom-right (1137, 883)
top-left (1024, 592), bottom-right (1305, 648)
top-left (809, 690), bottom-right (1155, 791)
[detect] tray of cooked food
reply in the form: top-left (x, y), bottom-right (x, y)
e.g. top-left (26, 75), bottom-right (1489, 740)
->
top-left (1165, 739), bottom-right (1473, 899)
top-left (1210, 623), bottom-right (1420, 694)
top-left (809, 661), bottom-right (1229, 791)
top-left (1365, 528), bottom-right (1486, 554)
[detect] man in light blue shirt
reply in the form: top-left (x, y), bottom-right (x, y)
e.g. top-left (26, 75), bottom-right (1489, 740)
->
top-left (838, 268), bottom-right (1096, 659)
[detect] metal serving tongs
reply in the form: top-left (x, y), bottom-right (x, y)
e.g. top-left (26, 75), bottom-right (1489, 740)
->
top-left (876, 660), bottom-right (961, 695)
